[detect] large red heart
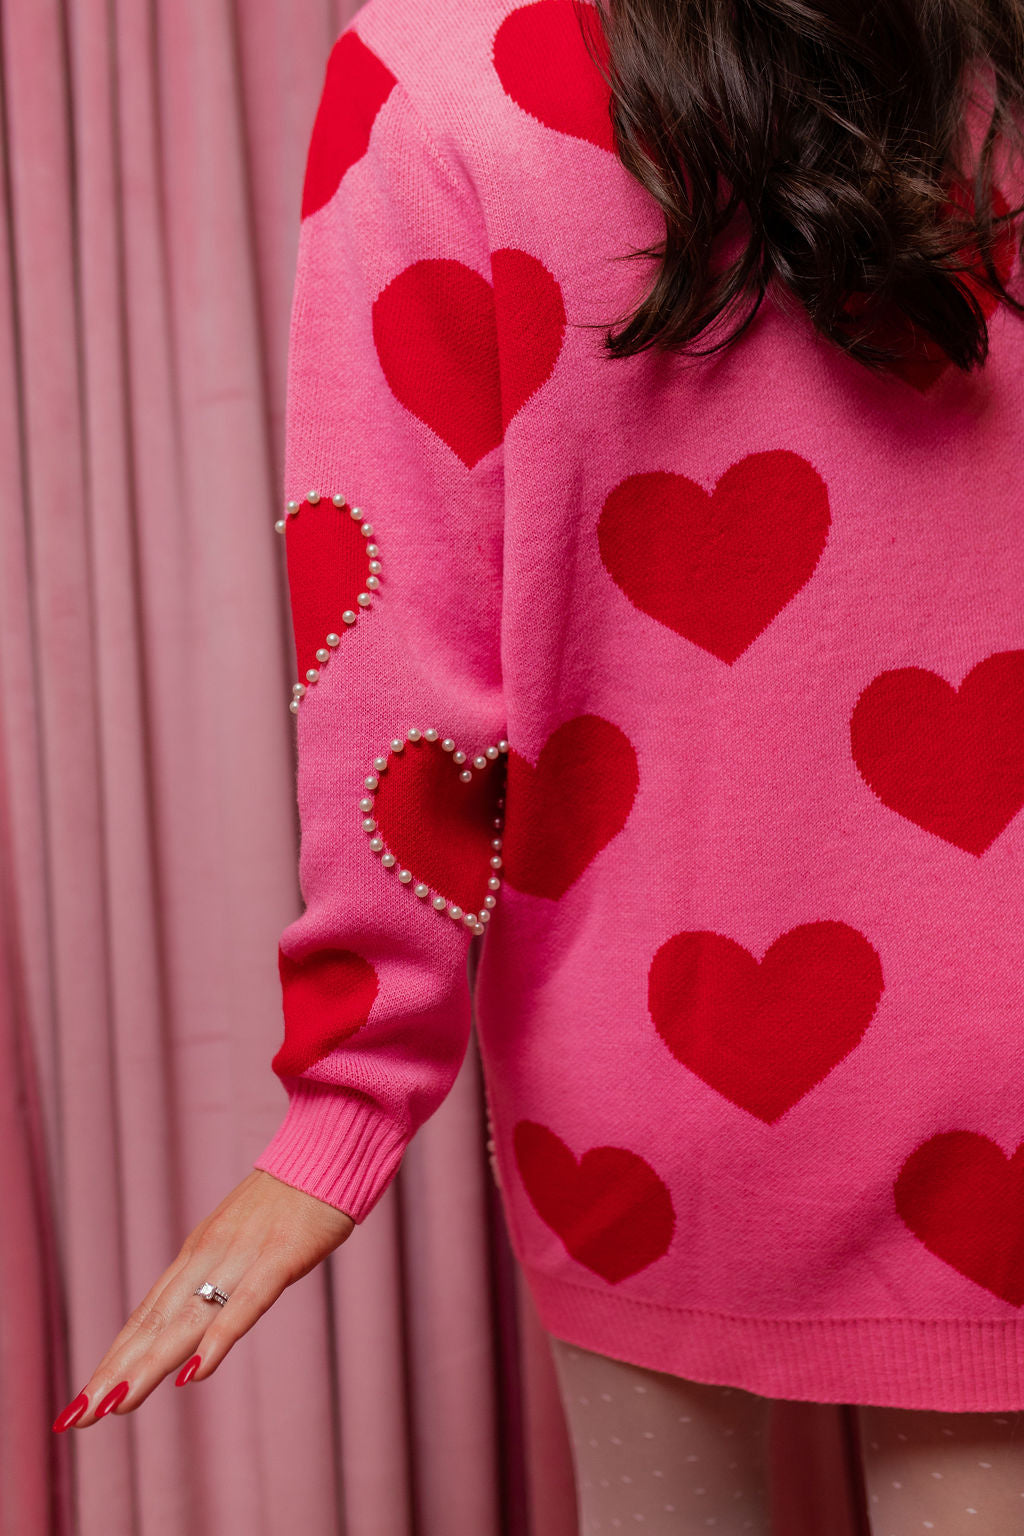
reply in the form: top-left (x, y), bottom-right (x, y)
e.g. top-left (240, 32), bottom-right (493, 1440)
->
top-left (372, 250), bottom-right (565, 469)
top-left (371, 735), bottom-right (507, 918)
top-left (598, 452), bottom-right (831, 664)
top-left (501, 714), bottom-right (639, 899)
top-left (513, 1120), bottom-right (675, 1283)
top-left (895, 1131), bottom-right (1024, 1307)
top-left (492, 0), bottom-right (615, 153)
top-left (284, 495), bottom-right (376, 683)
top-left (850, 650), bottom-right (1024, 856)
top-left (273, 946), bottom-right (379, 1077)
top-left (840, 182), bottom-right (1017, 392)
top-left (301, 30), bottom-right (397, 220)
top-left (648, 922), bottom-right (883, 1122)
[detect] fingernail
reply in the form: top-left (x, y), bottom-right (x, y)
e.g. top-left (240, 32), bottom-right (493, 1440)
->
top-left (95, 1381), bottom-right (130, 1418)
top-left (52, 1392), bottom-right (88, 1432)
top-left (175, 1355), bottom-right (201, 1387)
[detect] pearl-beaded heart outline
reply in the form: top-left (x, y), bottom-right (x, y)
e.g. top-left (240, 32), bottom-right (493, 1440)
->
top-left (275, 489), bottom-right (382, 713)
top-left (360, 727), bottom-right (508, 936)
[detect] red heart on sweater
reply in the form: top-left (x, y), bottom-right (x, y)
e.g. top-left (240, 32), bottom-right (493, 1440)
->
top-left (840, 182), bottom-right (1017, 392)
top-left (492, 0), bottom-right (615, 153)
top-left (372, 250), bottom-right (565, 469)
top-left (301, 30), bottom-right (397, 219)
top-left (284, 496), bottom-right (375, 683)
top-left (514, 1120), bottom-right (675, 1282)
top-left (648, 922), bottom-right (884, 1122)
top-left (501, 714), bottom-right (639, 900)
top-left (895, 1132), bottom-right (1024, 1307)
top-left (273, 946), bottom-right (379, 1077)
top-left (372, 736), bottom-right (507, 917)
top-left (850, 650), bottom-right (1024, 855)
top-left (598, 452), bottom-right (831, 664)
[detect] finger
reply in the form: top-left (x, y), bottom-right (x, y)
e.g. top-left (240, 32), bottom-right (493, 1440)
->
top-left (73, 1251), bottom-right (251, 1427)
top-left (182, 1261), bottom-right (291, 1386)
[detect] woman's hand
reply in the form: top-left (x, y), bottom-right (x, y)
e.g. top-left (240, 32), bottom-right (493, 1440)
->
top-left (53, 1169), bottom-right (355, 1430)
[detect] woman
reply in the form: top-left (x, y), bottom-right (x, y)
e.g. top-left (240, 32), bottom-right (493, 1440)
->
top-left (54, 0), bottom-right (1024, 1529)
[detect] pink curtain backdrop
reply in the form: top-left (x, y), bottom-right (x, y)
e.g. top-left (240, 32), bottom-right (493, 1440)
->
top-left (0, 1), bottom-right (865, 1531)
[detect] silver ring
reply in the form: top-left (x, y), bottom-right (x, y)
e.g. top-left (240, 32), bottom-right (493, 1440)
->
top-left (194, 1281), bottom-right (229, 1306)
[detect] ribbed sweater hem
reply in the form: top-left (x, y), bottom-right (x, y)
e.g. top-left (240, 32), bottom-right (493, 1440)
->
top-left (253, 1080), bottom-right (409, 1223)
top-left (524, 1265), bottom-right (1024, 1411)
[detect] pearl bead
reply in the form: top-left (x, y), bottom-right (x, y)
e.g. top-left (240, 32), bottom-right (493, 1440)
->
top-left (356, 592), bottom-right (371, 606)
top-left (286, 500), bottom-right (300, 513)
top-left (452, 750), bottom-right (466, 764)
top-left (359, 797), bottom-right (374, 812)
top-left (366, 543), bottom-right (379, 556)
top-left (292, 682), bottom-right (306, 696)
top-left (485, 746), bottom-right (499, 759)
top-left (407, 728), bottom-right (421, 741)
top-left (473, 755), bottom-right (487, 769)
top-left (414, 883), bottom-right (429, 898)
top-left (462, 912), bottom-right (476, 927)
top-left (362, 818), bottom-right (376, 832)
top-left (493, 818), bottom-right (502, 829)
top-left (390, 739), bottom-right (404, 752)
top-left (490, 855), bottom-right (503, 869)
top-left (496, 797), bottom-right (505, 808)
top-left (368, 560), bottom-right (382, 574)
top-left (365, 575), bottom-right (380, 590)
top-left (424, 728), bottom-right (439, 741)
top-left (398, 869), bottom-right (412, 883)
top-left (351, 506), bottom-right (362, 519)
top-left (369, 837), bottom-right (384, 851)
top-left (326, 633), bottom-right (340, 646)
top-left (478, 909), bottom-right (490, 923)
top-left (441, 739), bottom-right (455, 752)
top-left (333, 493), bottom-right (346, 507)
top-left (274, 519), bottom-right (286, 533)
top-left (307, 490), bottom-right (320, 503)
top-left (459, 769), bottom-right (472, 782)
top-left (382, 853), bottom-right (396, 868)
top-left (360, 522), bottom-right (373, 536)
top-left (306, 668), bottom-right (319, 683)
top-left (448, 905), bottom-right (463, 920)
top-left (432, 895), bottom-right (447, 911)
top-left (289, 699), bottom-right (299, 713)
top-left (484, 895), bottom-right (496, 909)
top-left (373, 757), bottom-right (388, 772)
top-left (316, 647), bottom-right (330, 662)
top-left (364, 775), bottom-right (379, 791)
top-left (488, 876), bottom-right (501, 891)
top-left (342, 611), bottom-right (357, 624)
top-left (498, 740), bottom-right (509, 753)
top-left (491, 837), bottom-right (502, 849)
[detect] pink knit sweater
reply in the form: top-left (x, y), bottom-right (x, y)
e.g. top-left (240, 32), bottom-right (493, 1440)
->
top-left (254, 0), bottom-right (1024, 1409)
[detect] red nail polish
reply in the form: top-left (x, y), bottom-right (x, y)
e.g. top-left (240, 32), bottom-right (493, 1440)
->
top-left (95, 1381), bottom-right (130, 1418)
top-left (52, 1392), bottom-right (89, 1432)
top-left (175, 1355), bottom-right (201, 1387)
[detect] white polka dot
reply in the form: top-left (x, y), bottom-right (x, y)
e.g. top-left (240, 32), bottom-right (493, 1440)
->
top-left (610, 1437), bottom-right (622, 1446)
top-left (980, 1462), bottom-right (992, 1468)
top-left (601, 1393), bottom-right (613, 1402)
top-left (931, 1472), bottom-right (943, 1479)
top-left (893, 1482), bottom-right (903, 1489)
top-left (897, 1433), bottom-right (908, 1441)
top-left (643, 1431), bottom-right (654, 1439)
top-left (686, 1454), bottom-right (699, 1461)
top-left (967, 1509), bottom-right (978, 1515)
top-left (695, 1487), bottom-right (706, 1495)
top-left (620, 1476), bottom-right (632, 1485)
top-left (653, 1470), bottom-right (663, 1478)
top-left (943, 1428), bottom-right (955, 1437)
top-left (679, 1416), bottom-right (691, 1423)
top-left (634, 1385), bottom-right (647, 1394)
top-left (995, 1418), bottom-right (1009, 1425)
top-left (924, 1524), bottom-right (934, 1530)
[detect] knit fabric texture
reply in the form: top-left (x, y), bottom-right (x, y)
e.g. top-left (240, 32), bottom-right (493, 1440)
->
top-left (253, 0), bottom-right (1024, 1409)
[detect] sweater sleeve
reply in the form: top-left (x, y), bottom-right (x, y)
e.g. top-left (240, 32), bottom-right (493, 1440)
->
top-left (253, 31), bottom-right (508, 1223)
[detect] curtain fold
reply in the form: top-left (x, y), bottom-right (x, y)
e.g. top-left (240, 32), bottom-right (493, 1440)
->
top-left (0, 0), bottom-right (861, 1530)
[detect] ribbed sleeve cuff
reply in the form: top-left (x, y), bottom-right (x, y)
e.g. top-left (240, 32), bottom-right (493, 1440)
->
top-left (253, 1079), bottom-right (410, 1223)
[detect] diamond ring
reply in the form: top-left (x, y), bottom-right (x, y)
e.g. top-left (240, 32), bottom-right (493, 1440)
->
top-left (194, 1282), bottom-right (229, 1306)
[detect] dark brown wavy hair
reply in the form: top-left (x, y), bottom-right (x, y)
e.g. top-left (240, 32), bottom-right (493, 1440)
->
top-left (579, 0), bottom-right (1024, 375)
